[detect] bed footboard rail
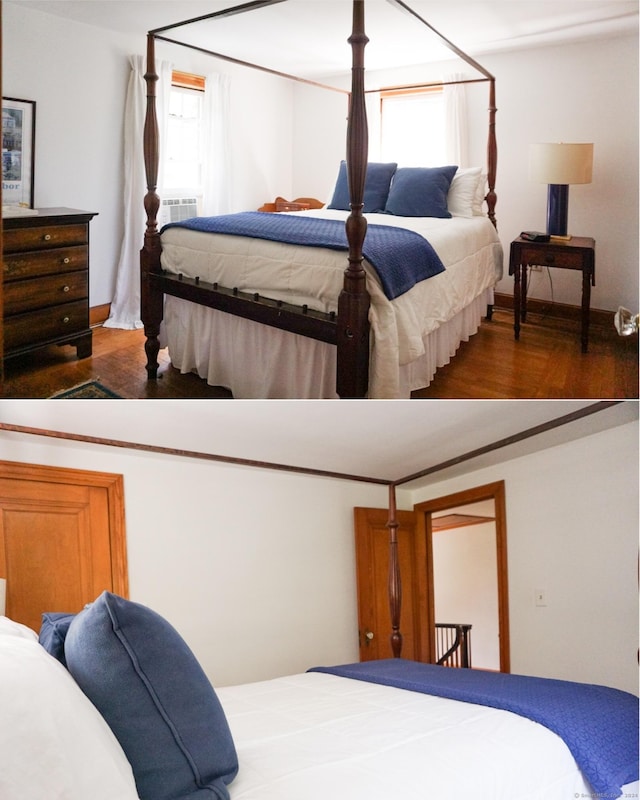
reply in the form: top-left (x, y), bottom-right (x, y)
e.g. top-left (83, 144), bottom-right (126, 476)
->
top-left (154, 273), bottom-right (338, 344)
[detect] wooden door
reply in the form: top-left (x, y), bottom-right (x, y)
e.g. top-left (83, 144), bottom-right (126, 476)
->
top-left (354, 507), bottom-right (429, 662)
top-left (0, 460), bottom-right (128, 631)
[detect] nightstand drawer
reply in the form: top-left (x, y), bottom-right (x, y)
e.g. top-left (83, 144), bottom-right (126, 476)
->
top-left (3, 245), bottom-right (88, 281)
top-left (4, 271), bottom-right (88, 316)
top-left (3, 223), bottom-right (88, 253)
top-left (519, 247), bottom-right (584, 269)
top-left (4, 300), bottom-right (89, 351)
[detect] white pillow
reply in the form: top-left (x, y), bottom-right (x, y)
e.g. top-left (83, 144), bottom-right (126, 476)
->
top-left (447, 167), bottom-right (482, 217)
top-left (0, 615), bottom-right (39, 641)
top-left (0, 623), bottom-right (140, 800)
top-left (473, 171), bottom-right (488, 215)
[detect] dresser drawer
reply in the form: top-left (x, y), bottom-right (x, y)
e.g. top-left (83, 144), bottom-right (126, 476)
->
top-left (3, 245), bottom-right (88, 281)
top-left (3, 223), bottom-right (88, 253)
top-left (4, 271), bottom-right (88, 316)
top-left (519, 247), bottom-right (584, 269)
top-left (4, 300), bottom-right (89, 351)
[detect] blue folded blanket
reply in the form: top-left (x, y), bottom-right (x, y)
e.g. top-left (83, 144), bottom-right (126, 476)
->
top-left (162, 212), bottom-right (446, 300)
top-left (308, 659), bottom-right (639, 798)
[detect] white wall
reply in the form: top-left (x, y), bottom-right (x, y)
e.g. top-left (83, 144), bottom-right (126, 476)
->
top-left (0, 414), bottom-right (636, 694)
top-left (411, 420), bottom-right (639, 696)
top-left (2, 2), bottom-right (297, 308)
top-left (432, 499), bottom-right (499, 670)
top-left (5, 5), bottom-right (636, 314)
top-left (293, 34), bottom-right (639, 312)
top-left (0, 425), bottom-right (391, 686)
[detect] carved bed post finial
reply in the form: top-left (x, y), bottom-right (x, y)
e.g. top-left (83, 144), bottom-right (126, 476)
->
top-left (140, 32), bottom-right (163, 379)
top-left (486, 79), bottom-right (498, 227)
top-left (387, 483), bottom-right (403, 658)
top-left (337, 0), bottom-right (370, 398)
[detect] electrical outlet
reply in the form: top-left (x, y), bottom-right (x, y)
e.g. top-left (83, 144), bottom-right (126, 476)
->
top-left (534, 588), bottom-right (547, 607)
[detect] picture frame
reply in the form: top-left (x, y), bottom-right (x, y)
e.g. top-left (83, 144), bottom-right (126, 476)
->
top-left (2, 97), bottom-right (36, 208)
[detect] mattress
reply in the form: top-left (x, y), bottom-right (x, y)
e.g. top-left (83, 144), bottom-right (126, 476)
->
top-left (159, 209), bottom-right (503, 398)
top-left (217, 671), bottom-right (638, 800)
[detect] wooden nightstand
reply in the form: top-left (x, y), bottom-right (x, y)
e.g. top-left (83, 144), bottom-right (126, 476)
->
top-left (509, 235), bottom-right (595, 353)
top-left (3, 208), bottom-right (98, 361)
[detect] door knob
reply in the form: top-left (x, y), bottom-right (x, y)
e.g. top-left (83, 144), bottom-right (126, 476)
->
top-left (364, 630), bottom-right (374, 643)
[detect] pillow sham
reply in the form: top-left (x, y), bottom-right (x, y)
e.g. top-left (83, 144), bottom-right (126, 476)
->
top-left (473, 171), bottom-right (488, 215)
top-left (384, 165), bottom-right (457, 218)
top-left (65, 591), bottom-right (238, 800)
top-left (328, 160), bottom-right (398, 213)
top-left (39, 611), bottom-right (75, 667)
top-left (0, 620), bottom-right (139, 800)
top-left (447, 167), bottom-right (482, 218)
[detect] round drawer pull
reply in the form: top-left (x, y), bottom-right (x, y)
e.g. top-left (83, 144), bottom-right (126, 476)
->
top-left (43, 234), bottom-right (52, 241)
top-left (63, 285), bottom-right (70, 293)
top-left (62, 316), bottom-right (70, 324)
top-left (544, 253), bottom-right (555, 264)
top-left (63, 257), bottom-right (70, 264)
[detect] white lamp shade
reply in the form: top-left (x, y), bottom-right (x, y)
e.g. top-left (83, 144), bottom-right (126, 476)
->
top-left (529, 143), bottom-right (593, 185)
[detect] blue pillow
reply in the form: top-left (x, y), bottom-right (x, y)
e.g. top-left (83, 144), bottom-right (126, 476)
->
top-left (384, 165), bottom-right (458, 217)
top-left (39, 612), bottom-right (76, 667)
top-left (328, 161), bottom-right (398, 213)
top-left (64, 591), bottom-right (238, 800)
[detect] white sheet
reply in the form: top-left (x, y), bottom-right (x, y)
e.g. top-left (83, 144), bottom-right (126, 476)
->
top-left (160, 210), bottom-right (503, 398)
top-left (217, 671), bottom-right (628, 800)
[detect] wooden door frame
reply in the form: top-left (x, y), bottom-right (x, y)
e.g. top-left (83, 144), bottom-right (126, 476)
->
top-left (414, 480), bottom-right (510, 672)
top-left (0, 459), bottom-right (129, 598)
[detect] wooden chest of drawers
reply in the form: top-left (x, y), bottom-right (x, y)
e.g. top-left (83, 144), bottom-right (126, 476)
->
top-left (3, 208), bottom-right (97, 360)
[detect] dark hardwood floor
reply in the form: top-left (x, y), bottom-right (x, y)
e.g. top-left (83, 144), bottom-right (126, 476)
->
top-left (1, 308), bottom-right (637, 399)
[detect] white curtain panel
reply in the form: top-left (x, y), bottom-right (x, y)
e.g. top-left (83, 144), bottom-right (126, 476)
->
top-left (201, 73), bottom-right (232, 216)
top-left (443, 74), bottom-right (469, 167)
top-left (105, 56), bottom-right (172, 330)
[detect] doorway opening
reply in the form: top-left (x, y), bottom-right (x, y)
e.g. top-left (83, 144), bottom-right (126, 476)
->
top-left (414, 480), bottom-right (510, 672)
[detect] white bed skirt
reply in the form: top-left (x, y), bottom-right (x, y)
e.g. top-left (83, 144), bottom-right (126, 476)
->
top-left (160, 289), bottom-right (491, 399)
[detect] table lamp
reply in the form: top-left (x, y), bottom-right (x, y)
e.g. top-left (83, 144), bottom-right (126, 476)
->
top-left (529, 142), bottom-right (593, 239)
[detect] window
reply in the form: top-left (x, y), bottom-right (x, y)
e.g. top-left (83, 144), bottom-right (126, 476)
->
top-left (380, 87), bottom-right (445, 166)
top-left (164, 72), bottom-right (205, 197)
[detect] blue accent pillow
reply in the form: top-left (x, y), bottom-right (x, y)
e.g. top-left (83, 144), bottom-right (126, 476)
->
top-left (328, 161), bottom-right (398, 213)
top-left (39, 611), bottom-right (76, 667)
top-left (64, 592), bottom-right (238, 800)
top-left (384, 165), bottom-right (458, 217)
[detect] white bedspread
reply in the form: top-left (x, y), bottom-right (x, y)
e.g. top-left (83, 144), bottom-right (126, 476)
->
top-left (160, 210), bottom-right (503, 398)
top-left (217, 671), bottom-right (632, 800)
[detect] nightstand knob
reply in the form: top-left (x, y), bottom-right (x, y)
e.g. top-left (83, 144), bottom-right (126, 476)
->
top-left (62, 257), bottom-right (70, 264)
top-left (544, 253), bottom-right (555, 264)
top-left (62, 316), bottom-right (70, 324)
top-left (43, 234), bottom-right (52, 241)
top-left (63, 285), bottom-right (70, 293)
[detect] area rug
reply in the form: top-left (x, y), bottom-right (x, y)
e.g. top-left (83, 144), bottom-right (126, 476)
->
top-left (50, 380), bottom-right (122, 399)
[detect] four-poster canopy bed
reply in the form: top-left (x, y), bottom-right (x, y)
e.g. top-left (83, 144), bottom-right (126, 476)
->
top-left (140, 0), bottom-right (503, 398)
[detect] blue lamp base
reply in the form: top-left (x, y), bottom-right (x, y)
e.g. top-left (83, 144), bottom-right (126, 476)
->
top-left (547, 184), bottom-right (570, 237)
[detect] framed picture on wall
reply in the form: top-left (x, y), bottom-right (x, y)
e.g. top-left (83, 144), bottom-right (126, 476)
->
top-left (2, 97), bottom-right (36, 209)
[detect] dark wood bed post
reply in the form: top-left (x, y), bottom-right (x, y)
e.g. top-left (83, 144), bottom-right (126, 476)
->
top-left (336, 0), bottom-right (370, 399)
top-left (486, 78), bottom-right (498, 228)
top-left (387, 483), bottom-right (403, 658)
top-left (140, 33), bottom-right (163, 379)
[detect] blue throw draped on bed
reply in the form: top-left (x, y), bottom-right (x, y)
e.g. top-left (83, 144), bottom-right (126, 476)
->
top-left (162, 212), bottom-right (446, 300)
top-left (308, 659), bottom-right (639, 799)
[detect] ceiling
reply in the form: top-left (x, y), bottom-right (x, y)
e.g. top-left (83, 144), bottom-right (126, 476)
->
top-left (9, 0), bottom-right (639, 79)
top-left (0, 400), bottom-right (636, 488)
